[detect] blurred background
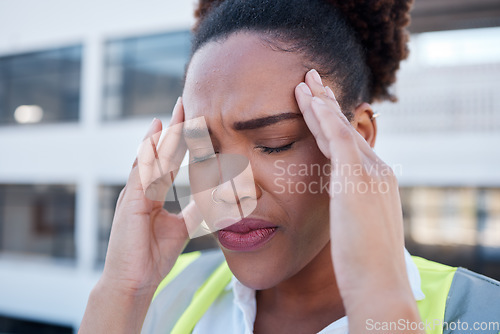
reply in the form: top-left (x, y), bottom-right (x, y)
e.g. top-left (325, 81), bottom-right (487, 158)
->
top-left (0, 0), bottom-right (499, 332)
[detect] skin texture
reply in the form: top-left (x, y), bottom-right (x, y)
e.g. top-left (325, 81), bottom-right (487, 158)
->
top-left (79, 31), bottom-right (423, 334)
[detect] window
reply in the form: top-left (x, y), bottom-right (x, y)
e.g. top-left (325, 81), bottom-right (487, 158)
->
top-left (0, 314), bottom-right (73, 334)
top-left (0, 46), bottom-right (82, 125)
top-left (0, 184), bottom-right (76, 259)
top-left (97, 185), bottom-right (122, 263)
top-left (400, 187), bottom-right (500, 280)
top-left (103, 30), bottom-right (191, 120)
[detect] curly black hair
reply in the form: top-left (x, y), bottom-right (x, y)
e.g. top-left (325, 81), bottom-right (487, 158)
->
top-left (191, 0), bottom-right (413, 119)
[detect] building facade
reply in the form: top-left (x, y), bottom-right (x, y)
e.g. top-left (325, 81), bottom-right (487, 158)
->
top-left (0, 1), bottom-right (499, 332)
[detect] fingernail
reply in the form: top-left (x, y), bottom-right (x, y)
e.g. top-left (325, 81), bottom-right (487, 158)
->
top-left (310, 69), bottom-right (323, 85)
top-left (172, 97), bottom-right (180, 115)
top-left (169, 96), bottom-right (182, 122)
top-left (146, 118), bottom-right (157, 135)
top-left (325, 86), bottom-right (336, 100)
top-left (312, 96), bottom-right (325, 105)
top-left (298, 82), bottom-right (312, 96)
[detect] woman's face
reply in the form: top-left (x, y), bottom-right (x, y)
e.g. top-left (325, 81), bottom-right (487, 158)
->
top-left (182, 32), bottom-right (332, 289)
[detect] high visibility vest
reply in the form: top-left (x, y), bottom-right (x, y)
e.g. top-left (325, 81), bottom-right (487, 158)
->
top-left (141, 250), bottom-right (500, 334)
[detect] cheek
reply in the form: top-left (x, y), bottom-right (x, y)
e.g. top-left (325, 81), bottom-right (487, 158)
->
top-left (256, 142), bottom-right (331, 245)
top-left (262, 145), bottom-right (331, 205)
top-left (255, 149), bottom-right (331, 273)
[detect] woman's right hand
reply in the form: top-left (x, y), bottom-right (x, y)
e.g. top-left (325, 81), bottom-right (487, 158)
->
top-left (79, 97), bottom-right (199, 333)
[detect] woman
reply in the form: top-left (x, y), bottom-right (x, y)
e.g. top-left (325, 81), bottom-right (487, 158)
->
top-left (80, 1), bottom-right (500, 333)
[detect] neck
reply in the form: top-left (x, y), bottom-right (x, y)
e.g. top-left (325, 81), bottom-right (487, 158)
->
top-left (255, 243), bottom-right (345, 328)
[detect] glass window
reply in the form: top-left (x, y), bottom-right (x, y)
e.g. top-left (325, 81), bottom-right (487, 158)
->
top-left (102, 30), bottom-right (191, 120)
top-left (400, 187), bottom-right (500, 280)
top-left (0, 314), bottom-right (73, 334)
top-left (0, 184), bottom-right (76, 259)
top-left (0, 46), bottom-right (82, 125)
top-left (97, 184), bottom-right (217, 266)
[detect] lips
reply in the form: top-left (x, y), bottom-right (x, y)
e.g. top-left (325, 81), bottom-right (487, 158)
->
top-left (216, 218), bottom-right (278, 251)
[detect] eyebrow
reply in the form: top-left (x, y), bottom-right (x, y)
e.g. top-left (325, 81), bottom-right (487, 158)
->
top-left (182, 112), bottom-right (302, 139)
top-left (233, 112), bottom-right (302, 131)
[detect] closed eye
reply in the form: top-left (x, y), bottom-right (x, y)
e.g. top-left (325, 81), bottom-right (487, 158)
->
top-left (257, 142), bottom-right (295, 154)
top-left (190, 153), bottom-right (217, 163)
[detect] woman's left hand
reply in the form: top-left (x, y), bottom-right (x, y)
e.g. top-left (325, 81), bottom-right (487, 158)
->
top-left (295, 69), bottom-right (423, 333)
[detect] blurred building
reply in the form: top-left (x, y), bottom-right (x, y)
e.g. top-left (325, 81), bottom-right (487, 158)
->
top-left (0, 1), bottom-right (195, 332)
top-left (0, 0), bottom-right (499, 333)
top-left (374, 28), bottom-right (500, 279)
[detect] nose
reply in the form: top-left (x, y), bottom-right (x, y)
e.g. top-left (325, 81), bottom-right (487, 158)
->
top-left (213, 155), bottom-right (262, 205)
top-left (188, 153), bottom-right (262, 236)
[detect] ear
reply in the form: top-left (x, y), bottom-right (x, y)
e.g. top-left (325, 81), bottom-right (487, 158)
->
top-left (351, 102), bottom-right (377, 148)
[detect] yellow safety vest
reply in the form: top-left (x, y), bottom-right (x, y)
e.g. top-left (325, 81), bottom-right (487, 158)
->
top-left (141, 251), bottom-right (500, 334)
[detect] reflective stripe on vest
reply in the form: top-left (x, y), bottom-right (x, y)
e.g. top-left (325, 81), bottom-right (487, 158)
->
top-left (142, 251), bottom-right (500, 334)
top-left (171, 260), bottom-right (231, 334)
top-left (413, 256), bottom-right (457, 334)
top-left (141, 250), bottom-right (226, 334)
top-left (153, 251), bottom-right (201, 300)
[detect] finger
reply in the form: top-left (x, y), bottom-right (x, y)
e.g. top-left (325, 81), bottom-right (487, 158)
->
top-left (144, 97), bottom-right (188, 202)
top-left (310, 96), bottom-right (395, 185)
top-left (310, 96), bottom-right (363, 166)
top-left (304, 69), bottom-right (329, 99)
top-left (305, 69), bottom-right (351, 128)
top-left (118, 119), bottom-right (162, 208)
top-left (324, 86), bottom-right (341, 110)
top-left (137, 119), bottom-right (164, 197)
top-left (325, 86), bottom-right (380, 161)
top-left (298, 70), bottom-right (392, 184)
top-left (156, 97), bottom-right (187, 179)
top-left (327, 86), bottom-right (384, 163)
top-left (304, 70), bottom-right (379, 161)
top-left (295, 83), bottom-right (331, 157)
top-left (296, 79), bottom-right (360, 164)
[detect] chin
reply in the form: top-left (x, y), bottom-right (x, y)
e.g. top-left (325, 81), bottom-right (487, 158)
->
top-left (234, 269), bottom-right (283, 290)
top-left (221, 247), bottom-right (289, 290)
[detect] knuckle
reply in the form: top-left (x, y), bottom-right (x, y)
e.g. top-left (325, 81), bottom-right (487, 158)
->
top-left (139, 158), bottom-right (156, 169)
top-left (317, 90), bottom-right (330, 100)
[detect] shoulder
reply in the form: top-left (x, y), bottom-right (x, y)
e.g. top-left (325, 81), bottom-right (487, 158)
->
top-left (141, 249), bottom-right (228, 334)
top-left (154, 249), bottom-right (225, 299)
top-left (444, 267), bottom-right (500, 333)
top-left (412, 255), bottom-right (500, 298)
top-left (412, 256), bottom-right (500, 334)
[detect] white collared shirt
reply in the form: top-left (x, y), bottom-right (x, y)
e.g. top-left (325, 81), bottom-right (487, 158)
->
top-left (193, 249), bottom-right (425, 334)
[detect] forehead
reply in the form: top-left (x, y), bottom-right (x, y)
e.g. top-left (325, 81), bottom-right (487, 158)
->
top-left (182, 32), bottom-right (307, 121)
